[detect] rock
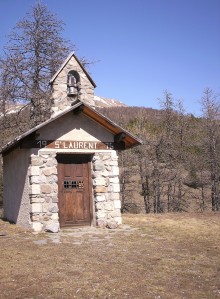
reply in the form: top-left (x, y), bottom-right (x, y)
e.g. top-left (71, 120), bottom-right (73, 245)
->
top-left (31, 203), bottom-right (42, 213)
top-left (42, 215), bottom-right (50, 221)
top-left (30, 166), bottom-right (40, 176)
top-left (30, 175), bottom-right (47, 184)
top-left (114, 200), bottom-right (121, 209)
top-left (47, 175), bottom-right (58, 184)
top-left (49, 205), bottom-right (59, 213)
top-left (96, 210), bottom-right (106, 218)
top-left (112, 166), bottom-right (119, 176)
top-left (94, 186), bottom-right (108, 193)
top-left (114, 217), bottom-right (122, 225)
top-left (102, 155), bottom-right (111, 161)
top-left (31, 157), bottom-right (43, 166)
top-left (45, 223), bottom-right (60, 233)
top-left (109, 209), bottom-right (122, 217)
top-left (42, 167), bottom-right (57, 176)
top-left (96, 195), bottom-right (105, 202)
top-left (112, 183), bottom-right (120, 193)
top-left (30, 197), bottom-right (45, 203)
top-left (96, 202), bottom-right (104, 210)
top-left (46, 158), bottom-right (57, 167)
top-left (104, 202), bottom-right (114, 211)
top-left (94, 161), bottom-right (105, 171)
top-left (93, 177), bottom-right (106, 186)
top-left (52, 196), bottom-right (58, 203)
top-left (107, 221), bottom-right (118, 229)
top-left (30, 184), bottom-right (41, 195)
top-left (96, 219), bottom-right (107, 228)
top-left (41, 184), bottom-right (52, 194)
top-left (32, 222), bottom-right (43, 232)
top-left (31, 214), bottom-right (40, 221)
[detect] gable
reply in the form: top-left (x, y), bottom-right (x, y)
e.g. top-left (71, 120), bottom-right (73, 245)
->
top-left (37, 111), bottom-right (114, 142)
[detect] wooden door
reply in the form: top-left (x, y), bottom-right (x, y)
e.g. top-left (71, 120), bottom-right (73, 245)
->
top-left (57, 154), bottom-right (92, 227)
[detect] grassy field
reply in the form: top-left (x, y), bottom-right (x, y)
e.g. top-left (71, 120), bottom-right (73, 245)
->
top-left (0, 213), bottom-right (220, 299)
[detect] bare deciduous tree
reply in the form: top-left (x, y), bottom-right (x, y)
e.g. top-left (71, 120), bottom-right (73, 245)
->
top-left (200, 88), bottom-right (220, 211)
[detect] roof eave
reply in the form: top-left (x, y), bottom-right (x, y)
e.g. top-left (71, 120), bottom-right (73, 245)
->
top-left (81, 105), bottom-right (143, 148)
top-left (0, 102), bottom-right (142, 155)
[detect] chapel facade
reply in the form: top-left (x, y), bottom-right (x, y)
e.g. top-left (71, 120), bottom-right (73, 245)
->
top-left (1, 52), bottom-right (141, 232)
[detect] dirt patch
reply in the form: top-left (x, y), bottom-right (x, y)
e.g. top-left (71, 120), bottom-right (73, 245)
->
top-left (0, 213), bottom-right (220, 299)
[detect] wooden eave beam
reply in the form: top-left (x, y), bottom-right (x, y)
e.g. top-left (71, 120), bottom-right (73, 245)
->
top-left (82, 106), bottom-right (140, 149)
top-left (83, 106), bottom-right (121, 135)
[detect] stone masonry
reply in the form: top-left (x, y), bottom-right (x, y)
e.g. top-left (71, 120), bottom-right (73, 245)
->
top-left (29, 151), bottom-right (59, 232)
top-left (92, 151), bottom-right (122, 228)
top-left (51, 55), bottom-right (95, 116)
top-left (29, 150), bottom-right (122, 232)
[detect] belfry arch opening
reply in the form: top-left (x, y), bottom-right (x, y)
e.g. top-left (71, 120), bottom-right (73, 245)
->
top-left (67, 70), bottom-right (80, 96)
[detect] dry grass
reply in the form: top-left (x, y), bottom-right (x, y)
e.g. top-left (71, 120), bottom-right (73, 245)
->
top-left (0, 212), bottom-right (220, 299)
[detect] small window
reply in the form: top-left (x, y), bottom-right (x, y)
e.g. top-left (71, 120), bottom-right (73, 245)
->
top-left (64, 180), bottom-right (70, 188)
top-left (63, 180), bottom-right (84, 189)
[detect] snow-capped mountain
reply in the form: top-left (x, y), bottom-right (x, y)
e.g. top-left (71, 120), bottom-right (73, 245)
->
top-left (0, 96), bottom-right (127, 118)
top-left (0, 104), bottom-right (25, 117)
top-left (94, 96), bottom-right (127, 108)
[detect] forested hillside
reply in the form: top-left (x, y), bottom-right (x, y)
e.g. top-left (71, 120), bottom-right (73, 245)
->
top-left (98, 89), bottom-right (220, 213)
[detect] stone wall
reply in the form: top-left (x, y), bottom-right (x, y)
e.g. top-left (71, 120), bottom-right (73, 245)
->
top-left (92, 151), bottom-right (122, 228)
top-left (51, 55), bottom-right (95, 116)
top-left (29, 151), bottom-right (59, 232)
top-left (29, 150), bottom-right (122, 232)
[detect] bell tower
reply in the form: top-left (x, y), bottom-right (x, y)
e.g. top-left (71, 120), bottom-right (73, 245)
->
top-left (49, 52), bottom-right (96, 116)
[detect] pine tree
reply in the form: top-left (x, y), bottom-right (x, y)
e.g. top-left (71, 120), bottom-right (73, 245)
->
top-left (0, 3), bottom-right (72, 126)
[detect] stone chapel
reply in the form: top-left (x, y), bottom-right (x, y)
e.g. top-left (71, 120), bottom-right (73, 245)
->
top-left (0, 52), bottom-right (142, 232)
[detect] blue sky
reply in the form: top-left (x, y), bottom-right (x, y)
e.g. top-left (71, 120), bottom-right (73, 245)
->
top-left (0, 0), bottom-right (219, 115)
